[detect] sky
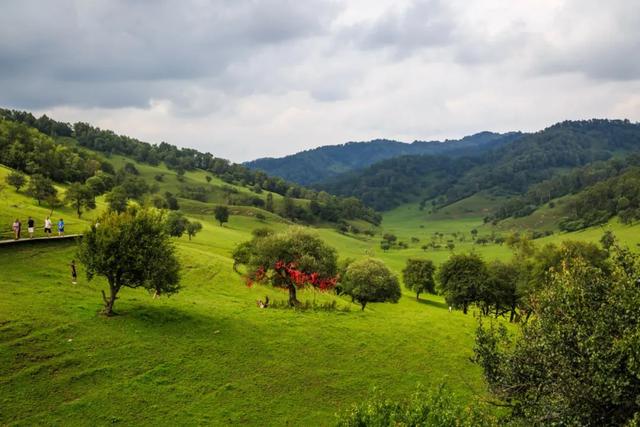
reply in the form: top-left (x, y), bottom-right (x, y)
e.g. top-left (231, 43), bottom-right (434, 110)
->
top-left (1, 0), bottom-right (639, 162)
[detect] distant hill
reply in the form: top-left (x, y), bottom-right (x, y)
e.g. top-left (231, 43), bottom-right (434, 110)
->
top-left (244, 131), bottom-right (521, 185)
top-left (318, 119), bottom-right (640, 212)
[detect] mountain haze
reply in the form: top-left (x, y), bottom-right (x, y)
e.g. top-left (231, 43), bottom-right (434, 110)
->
top-left (245, 131), bottom-right (520, 185)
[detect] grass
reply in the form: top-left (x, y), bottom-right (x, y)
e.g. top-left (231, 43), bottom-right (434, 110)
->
top-left (2, 160), bottom-right (640, 425)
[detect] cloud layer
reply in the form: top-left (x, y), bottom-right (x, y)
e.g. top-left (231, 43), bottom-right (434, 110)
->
top-left (1, 0), bottom-right (639, 161)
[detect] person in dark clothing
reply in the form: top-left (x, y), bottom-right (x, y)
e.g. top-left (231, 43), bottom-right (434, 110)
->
top-left (70, 260), bottom-right (78, 285)
top-left (27, 217), bottom-right (35, 238)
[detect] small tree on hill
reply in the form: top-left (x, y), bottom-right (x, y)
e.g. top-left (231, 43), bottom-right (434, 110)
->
top-left (186, 220), bottom-right (202, 240)
top-left (77, 209), bottom-right (180, 315)
top-left (105, 186), bottom-right (128, 213)
top-left (265, 193), bottom-right (274, 212)
top-left (6, 171), bottom-right (26, 191)
top-left (232, 226), bottom-right (338, 306)
top-left (402, 259), bottom-right (436, 300)
top-left (26, 174), bottom-right (57, 206)
top-left (65, 183), bottom-right (96, 218)
top-left (438, 253), bottom-right (488, 314)
top-left (165, 211), bottom-right (189, 237)
top-left (342, 258), bottom-right (401, 310)
top-left (214, 205), bottom-right (229, 226)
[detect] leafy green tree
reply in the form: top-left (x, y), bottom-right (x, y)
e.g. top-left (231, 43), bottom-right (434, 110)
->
top-left (214, 205), bottom-right (229, 226)
top-left (105, 186), bottom-right (129, 213)
top-left (342, 258), bottom-right (401, 311)
top-left (65, 183), bottom-right (96, 218)
top-left (6, 171), bottom-right (26, 191)
top-left (402, 259), bottom-right (436, 300)
top-left (474, 247), bottom-right (640, 425)
top-left (486, 260), bottom-right (520, 321)
top-left (165, 211), bottom-right (189, 237)
top-left (600, 230), bottom-right (616, 251)
top-left (438, 253), bottom-right (488, 314)
top-left (232, 227), bottom-right (338, 306)
top-left (265, 192), bottom-right (274, 212)
top-left (164, 192), bottom-right (180, 210)
top-left (26, 174), bottom-right (57, 206)
top-left (186, 220), bottom-right (202, 240)
top-left (77, 209), bottom-right (180, 315)
top-left (205, 175), bottom-right (212, 183)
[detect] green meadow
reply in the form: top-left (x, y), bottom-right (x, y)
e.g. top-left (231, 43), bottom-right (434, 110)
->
top-left (2, 160), bottom-right (639, 425)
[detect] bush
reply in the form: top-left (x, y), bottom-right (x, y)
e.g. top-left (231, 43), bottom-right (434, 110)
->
top-left (336, 385), bottom-right (496, 427)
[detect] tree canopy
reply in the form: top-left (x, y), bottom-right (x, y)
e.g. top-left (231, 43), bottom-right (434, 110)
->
top-left (342, 258), bottom-right (401, 310)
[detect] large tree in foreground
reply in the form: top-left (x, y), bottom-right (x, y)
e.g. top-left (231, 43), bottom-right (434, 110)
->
top-left (232, 226), bottom-right (338, 306)
top-left (474, 246), bottom-right (640, 425)
top-left (77, 208), bottom-right (180, 315)
top-left (402, 258), bottom-right (436, 300)
top-left (342, 258), bottom-right (401, 310)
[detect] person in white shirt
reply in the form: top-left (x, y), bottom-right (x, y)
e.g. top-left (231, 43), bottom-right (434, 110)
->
top-left (44, 217), bottom-right (52, 237)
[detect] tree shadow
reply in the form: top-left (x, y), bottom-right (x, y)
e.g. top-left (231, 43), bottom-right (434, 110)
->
top-left (416, 298), bottom-right (448, 310)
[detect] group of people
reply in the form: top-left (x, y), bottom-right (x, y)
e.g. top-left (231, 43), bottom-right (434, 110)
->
top-left (11, 216), bottom-right (65, 240)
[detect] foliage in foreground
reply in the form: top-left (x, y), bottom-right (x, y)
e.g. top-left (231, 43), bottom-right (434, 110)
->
top-left (474, 246), bottom-right (640, 426)
top-left (335, 385), bottom-right (496, 427)
top-left (77, 208), bottom-right (180, 315)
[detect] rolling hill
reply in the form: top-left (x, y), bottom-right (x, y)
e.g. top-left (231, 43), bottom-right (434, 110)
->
top-left (244, 131), bottom-right (520, 185)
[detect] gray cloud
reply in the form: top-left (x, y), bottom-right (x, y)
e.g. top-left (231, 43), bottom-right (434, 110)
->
top-left (0, 0), bottom-right (639, 161)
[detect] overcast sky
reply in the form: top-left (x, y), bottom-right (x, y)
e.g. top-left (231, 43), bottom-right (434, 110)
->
top-left (1, 0), bottom-right (639, 162)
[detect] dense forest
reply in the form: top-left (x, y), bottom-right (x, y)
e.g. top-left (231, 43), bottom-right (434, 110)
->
top-left (320, 119), bottom-right (640, 213)
top-left (245, 131), bottom-right (519, 185)
top-left (0, 109), bottom-right (380, 225)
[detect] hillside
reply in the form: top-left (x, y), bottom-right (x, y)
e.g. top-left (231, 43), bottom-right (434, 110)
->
top-left (319, 119), bottom-right (640, 213)
top-left (244, 132), bottom-right (519, 185)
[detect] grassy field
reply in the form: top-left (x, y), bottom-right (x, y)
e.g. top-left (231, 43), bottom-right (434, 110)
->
top-left (2, 161), bottom-right (639, 425)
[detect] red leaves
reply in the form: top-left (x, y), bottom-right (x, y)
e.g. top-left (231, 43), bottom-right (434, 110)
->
top-left (249, 260), bottom-right (337, 291)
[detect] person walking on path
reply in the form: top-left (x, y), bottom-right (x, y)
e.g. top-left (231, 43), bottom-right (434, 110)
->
top-left (44, 216), bottom-right (52, 237)
top-left (27, 217), bottom-right (35, 238)
top-left (57, 218), bottom-right (65, 236)
top-left (70, 260), bottom-right (77, 285)
top-left (12, 219), bottom-right (21, 240)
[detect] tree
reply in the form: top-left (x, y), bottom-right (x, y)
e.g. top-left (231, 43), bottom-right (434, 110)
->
top-left (438, 253), bottom-right (488, 314)
top-left (186, 220), bottom-right (202, 240)
top-left (232, 227), bottom-right (338, 306)
top-left (77, 209), bottom-right (180, 315)
top-left (600, 230), bottom-right (616, 251)
top-left (214, 205), bottom-right (229, 226)
top-left (26, 174), bottom-right (57, 206)
top-left (165, 211), bottom-right (189, 237)
top-left (164, 192), bottom-right (179, 210)
top-left (105, 186), bottom-right (129, 213)
top-left (205, 175), bottom-right (212, 183)
top-left (342, 258), bottom-right (401, 310)
top-left (402, 259), bottom-right (436, 300)
top-left (6, 171), bottom-right (26, 191)
top-left (265, 193), bottom-right (274, 212)
top-left (474, 247), bottom-right (640, 425)
top-left (65, 183), bottom-right (96, 218)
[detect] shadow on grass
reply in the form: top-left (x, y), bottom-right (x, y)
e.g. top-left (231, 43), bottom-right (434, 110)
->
top-left (416, 298), bottom-right (448, 310)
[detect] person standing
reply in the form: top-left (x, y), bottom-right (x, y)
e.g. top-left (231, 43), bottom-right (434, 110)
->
top-left (12, 218), bottom-right (21, 240)
top-left (57, 218), bottom-right (65, 236)
top-left (27, 217), bottom-right (35, 238)
top-left (44, 216), bottom-right (52, 237)
top-left (70, 260), bottom-right (78, 285)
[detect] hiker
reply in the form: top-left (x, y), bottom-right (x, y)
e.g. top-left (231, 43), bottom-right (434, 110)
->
top-left (44, 217), bottom-right (52, 237)
top-left (27, 217), bottom-right (35, 238)
top-left (12, 218), bottom-right (21, 240)
top-left (57, 218), bottom-right (65, 236)
top-left (70, 260), bottom-right (77, 284)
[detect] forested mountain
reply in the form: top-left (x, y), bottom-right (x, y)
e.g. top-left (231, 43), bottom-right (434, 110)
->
top-left (244, 131), bottom-right (520, 185)
top-left (319, 119), bottom-right (640, 212)
top-left (0, 108), bottom-right (380, 225)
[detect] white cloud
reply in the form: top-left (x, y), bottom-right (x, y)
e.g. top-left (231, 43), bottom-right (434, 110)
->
top-left (1, 0), bottom-right (639, 162)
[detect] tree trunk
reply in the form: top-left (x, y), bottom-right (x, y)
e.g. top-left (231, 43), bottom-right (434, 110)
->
top-left (102, 281), bottom-right (120, 316)
top-left (463, 303), bottom-right (468, 314)
top-left (510, 303), bottom-right (517, 322)
top-left (416, 292), bottom-right (420, 301)
top-left (288, 284), bottom-right (299, 306)
top-left (361, 301), bottom-right (367, 311)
